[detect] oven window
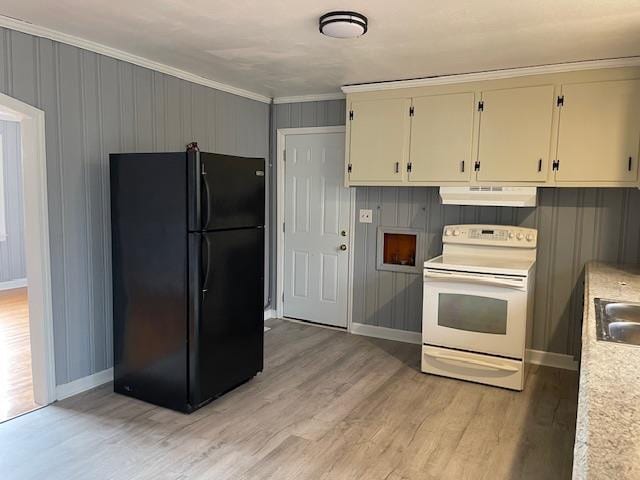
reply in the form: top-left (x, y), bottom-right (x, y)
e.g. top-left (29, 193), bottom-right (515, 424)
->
top-left (437, 293), bottom-right (508, 335)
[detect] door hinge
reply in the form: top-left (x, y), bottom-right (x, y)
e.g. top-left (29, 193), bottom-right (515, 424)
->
top-left (474, 161), bottom-right (481, 171)
top-left (282, 292), bottom-right (284, 302)
top-left (409, 106), bottom-right (415, 117)
top-left (407, 162), bottom-right (412, 173)
top-left (478, 101), bottom-right (484, 112)
top-left (552, 160), bottom-right (560, 171)
top-left (349, 110), bottom-right (354, 121)
top-left (557, 95), bottom-right (564, 107)
top-left (283, 150), bottom-right (286, 162)
top-left (347, 163), bottom-right (352, 173)
top-left (282, 222), bottom-right (285, 233)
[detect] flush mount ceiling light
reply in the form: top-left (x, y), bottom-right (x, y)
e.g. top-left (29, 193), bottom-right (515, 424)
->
top-left (319, 11), bottom-right (368, 38)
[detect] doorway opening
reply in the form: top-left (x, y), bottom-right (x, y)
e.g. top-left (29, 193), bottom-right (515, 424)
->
top-left (0, 119), bottom-right (37, 421)
top-left (0, 93), bottom-right (55, 423)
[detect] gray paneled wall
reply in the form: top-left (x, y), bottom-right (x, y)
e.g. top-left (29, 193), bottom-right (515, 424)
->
top-left (0, 27), bottom-right (269, 385)
top-left (354, 187), bottom-right (640, 356)
top-left (0, 119), bottom-right (26, 282)
top-left (271, 99), bottom-right (640, 357)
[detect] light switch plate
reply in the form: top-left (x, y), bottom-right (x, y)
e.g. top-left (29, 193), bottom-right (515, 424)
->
top-left (359, 209), bottom-right (373, 223)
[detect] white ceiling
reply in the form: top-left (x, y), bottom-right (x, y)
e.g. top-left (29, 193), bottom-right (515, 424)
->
top-left (2, 0), bottom-right (640, 99)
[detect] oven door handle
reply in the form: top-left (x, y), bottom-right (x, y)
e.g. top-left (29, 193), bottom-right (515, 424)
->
top-left (424, 351), bottom-right (519, 372)
top-left (423, 270), bottom-right (525, 290)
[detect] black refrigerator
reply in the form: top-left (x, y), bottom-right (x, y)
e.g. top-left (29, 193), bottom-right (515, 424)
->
top-left (110, 150), bottom-right (265, 413)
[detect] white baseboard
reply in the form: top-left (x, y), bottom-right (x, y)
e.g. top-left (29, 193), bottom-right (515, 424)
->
top-left (56, 368), bottom-right (113, 401)
top-left (264, 309), bottom-right (277, 321)
top-left (350, 322), bottom-right (422, 344)
top-left (525, 349), bottom-right (578, 371)
top-left (0, 278), bottom-right (27, 291)
top-left (349, 322), bottom-right (578, 371)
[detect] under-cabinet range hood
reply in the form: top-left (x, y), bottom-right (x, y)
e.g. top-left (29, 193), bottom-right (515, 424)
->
top-left (439, 186), bottom-right (537, 207)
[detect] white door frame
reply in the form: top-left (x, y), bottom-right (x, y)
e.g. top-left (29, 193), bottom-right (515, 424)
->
top-left (0, 92), bottom-right (56, 405)
top-left (276, 126), bottom-right (356, 331)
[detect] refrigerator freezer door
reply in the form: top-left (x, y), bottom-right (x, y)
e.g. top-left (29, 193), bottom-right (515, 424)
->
top-left (188, 153), bottom-right (265, 231)
top-left (188, 228), bottom-right (264, 407)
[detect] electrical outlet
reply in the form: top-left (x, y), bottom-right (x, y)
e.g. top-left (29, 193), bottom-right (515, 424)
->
top-left (359, 209), bottom-right (373, 223)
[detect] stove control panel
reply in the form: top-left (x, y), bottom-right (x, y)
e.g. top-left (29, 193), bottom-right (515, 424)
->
top-left (443, 225), bottom-right (537, 248)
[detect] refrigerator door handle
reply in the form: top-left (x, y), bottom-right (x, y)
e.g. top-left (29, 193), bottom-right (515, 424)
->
top-left (201, 164), bottom-right (212, 229)
top-left (202, 235), bottom-right (212, 291)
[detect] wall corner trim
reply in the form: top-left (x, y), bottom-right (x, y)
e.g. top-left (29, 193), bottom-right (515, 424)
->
top-left (273, 93), bottom-right (345, 104)
top-left (56, 368), bottom-right (114, 401)
top-left (0, 278), bottom-right (28, 291)
top-left (0, 16), bottom-right (272, 104)
top-left (350, 322), bottom-right (578, 371)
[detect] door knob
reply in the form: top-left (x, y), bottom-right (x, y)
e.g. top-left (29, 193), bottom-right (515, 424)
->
top-left (339, 244), bottom-right (347, 251)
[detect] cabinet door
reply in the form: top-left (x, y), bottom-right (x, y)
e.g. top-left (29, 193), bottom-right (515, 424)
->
top-left (348, 98), bottom-right (411, 182)
top-left (556, 80), bottom-right (640, 183)
top-left (477, 85), bottom-right (555, 182)
top-left (408, 92), bottom-right (475, 182)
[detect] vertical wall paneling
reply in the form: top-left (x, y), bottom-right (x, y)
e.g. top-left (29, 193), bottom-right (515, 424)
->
top-left (0, 27), bottom-right (269, 385)
top-left (355, 184), bottom-right (640, 357)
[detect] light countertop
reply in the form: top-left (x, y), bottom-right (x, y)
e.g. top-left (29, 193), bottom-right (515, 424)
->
top-left (573, 262), bottom-right (640, 479)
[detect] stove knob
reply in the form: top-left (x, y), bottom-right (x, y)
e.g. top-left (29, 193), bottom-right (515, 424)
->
top-left (444, 229), bottom-right (452, 236)
top-left (526, 233), bottom-right (534, 242)
top-left (508, 231), bottom-right (515, 239)
top-left (516, 232), bottom-right (524, 240)
top-left (453, 229), bottom-right (461, 236)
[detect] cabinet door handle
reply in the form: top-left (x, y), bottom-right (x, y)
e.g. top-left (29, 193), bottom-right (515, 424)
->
top-left (394, 162), bottom-right (399, 173)
top-left (629, 156), bottom-right (633, 172)
top-left (537, 158), bottom-right (542, 172)
top-left (461, 160), bottom-right (465, 173)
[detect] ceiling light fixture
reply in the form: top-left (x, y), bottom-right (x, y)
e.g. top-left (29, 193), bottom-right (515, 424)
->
top-left (319, 11), bottom-right (368, 39)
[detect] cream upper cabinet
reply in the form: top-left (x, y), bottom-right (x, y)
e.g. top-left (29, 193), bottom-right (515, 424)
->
top-left (408, 92), bottom-right (475, 183)
top-left (476, 85), bottom-right (555, 182)
top-left (555, 80), bottom-right (640, 183)
top-left (347, 98), bottom-right (411, 183)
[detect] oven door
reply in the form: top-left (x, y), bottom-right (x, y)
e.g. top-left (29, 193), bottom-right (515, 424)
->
top-left (422, 268), bottom-right (527, 359)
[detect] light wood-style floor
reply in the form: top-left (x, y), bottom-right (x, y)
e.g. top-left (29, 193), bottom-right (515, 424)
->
top-left (0, 318), bottom-right (578, 480)
top-left (0, 287), bottom-right (38, 423)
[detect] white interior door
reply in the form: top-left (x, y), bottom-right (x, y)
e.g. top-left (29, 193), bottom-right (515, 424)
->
top-left (283, 131), bottom-right (350, 327)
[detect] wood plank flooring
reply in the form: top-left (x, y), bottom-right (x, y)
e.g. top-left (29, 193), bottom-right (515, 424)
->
top-left (0, 318), bottom-right (578, 479)
top-left (0, 287), bottom-right (39, 423)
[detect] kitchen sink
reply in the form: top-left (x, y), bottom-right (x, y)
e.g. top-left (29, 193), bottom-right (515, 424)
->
top-left (595, 298), bottom-right (640, 346)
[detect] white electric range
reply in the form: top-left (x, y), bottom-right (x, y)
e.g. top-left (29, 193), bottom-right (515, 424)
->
top-left (421, 224), bottom-right (537, 390)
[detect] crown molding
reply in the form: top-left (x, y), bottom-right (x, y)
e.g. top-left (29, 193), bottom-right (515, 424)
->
top-left (273, 92), bottom-right (345, 104)
top-left (341, 57), bottom-right (640, 93)
top-left (0, 15), bottom-right (272, 104)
